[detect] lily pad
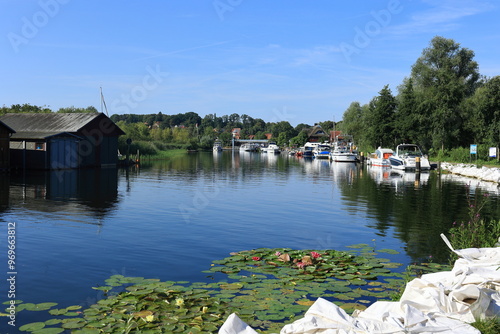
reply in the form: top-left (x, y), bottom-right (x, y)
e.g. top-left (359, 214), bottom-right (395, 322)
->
top-left (19, 322), bottom-right (46, 331)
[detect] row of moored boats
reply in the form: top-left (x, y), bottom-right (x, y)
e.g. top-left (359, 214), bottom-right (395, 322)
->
top-left (214, 137), bottom-right (431, 171)
top-left (368, 144), bottom-right (431, 171)
top-left (297, 135), bottom-right (359, 162)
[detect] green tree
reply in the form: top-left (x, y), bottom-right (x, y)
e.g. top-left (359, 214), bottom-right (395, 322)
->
top-left (410, 36), bottom-right (480, 151)
top-left (462, 76), bottom-right (500, 146)
top-left (394, 78), bottom-right (421, 145)
top-left (219, 132), bottom-right (233, 146)
top-left (290, 130), bottom-right (309, 147)
top-left (0, 103), bottom-right (52, 114)
top-left (57, 106), bottom-right (98, 113)
top-left (339, 102), bottom-right (365, 143)
top-left (364, 85), bottom-right (396, 148)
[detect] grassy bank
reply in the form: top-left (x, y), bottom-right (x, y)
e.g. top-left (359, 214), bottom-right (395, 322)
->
top-left (140, 149), bottom-right (187, 160)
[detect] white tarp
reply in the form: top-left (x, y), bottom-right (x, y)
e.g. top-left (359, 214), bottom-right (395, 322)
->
top-left (219, 234), bottom-right (500, 334)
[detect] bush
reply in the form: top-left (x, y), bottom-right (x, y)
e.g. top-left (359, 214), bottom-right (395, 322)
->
top-left (447, 186), bottom-right (500, 260)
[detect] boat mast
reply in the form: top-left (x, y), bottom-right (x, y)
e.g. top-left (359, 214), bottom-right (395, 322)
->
top-left (100, 87), bottom-right (109, 116)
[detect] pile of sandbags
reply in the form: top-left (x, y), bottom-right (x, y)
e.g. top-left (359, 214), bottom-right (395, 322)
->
top-left (219, 234), bottom-right (500, 334)
top-left (441, 163), bottom-right (500, 183)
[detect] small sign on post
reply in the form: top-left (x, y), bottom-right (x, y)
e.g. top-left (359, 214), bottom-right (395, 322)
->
top-left (489, 147), bottom-right (497, 160)
top-left (470, 144), bottom-right (477, 162)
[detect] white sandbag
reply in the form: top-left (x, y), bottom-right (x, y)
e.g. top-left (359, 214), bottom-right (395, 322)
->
top-left (280, 297), bottom-right (358, 333)
top-left (218, 313), bottom-right (259, 334)
top-left (280, 299), bottom-right (481, 334)
top-left (219, 236), bottom-right (499, 334)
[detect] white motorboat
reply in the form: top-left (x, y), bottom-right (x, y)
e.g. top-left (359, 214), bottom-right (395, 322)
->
top-left (369, 147), bottom-right (393, 167)
top-left (301, 142), bottom-right (317, 158)
top-left (264, 142), bottom-right (280, 154)
top-left (313, 143), bottom-right (331, 159)
top-left (330, 135), bottom-right (358, 162)
top-left (389, 144), bottom-right (431, 171)
top-left (239, 143), bottom-right (259, 152)
top-left (213, 141), bottom-right (223, 152)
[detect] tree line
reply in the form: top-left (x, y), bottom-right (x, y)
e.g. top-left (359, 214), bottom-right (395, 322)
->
top-left (112, 113), bottom-right (334, 153)
top-left (0, 103), bottom-right (335, 153)
top-left (0, 104), bottom-right (98, 114)
top-left (339, 36), bottom-right (500, 158)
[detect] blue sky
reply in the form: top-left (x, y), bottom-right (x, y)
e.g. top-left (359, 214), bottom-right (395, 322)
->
top-left (1, 0), bottom-right (499, 126)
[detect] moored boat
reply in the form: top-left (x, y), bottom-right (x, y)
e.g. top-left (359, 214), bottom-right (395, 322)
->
top-left (239, 143), bottom-right (259, 152)
top-left (213, 141), bottom-right (223, 152)
top-left (313, 143), bottom-right (331, 159)
top-left (264, 142), bottom-right (280, 154)
top-left (389, 144), bottom-right (430, 171)
top-left (330, 135), bottom-right (358, 162)
top-left (301, 142), bottom-right (317, 158)
top-left (369, 147), bottom-right (393, 167)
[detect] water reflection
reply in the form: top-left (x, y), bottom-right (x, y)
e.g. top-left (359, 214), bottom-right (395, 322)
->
top-left (6, 168), bottom-right (119, 220)
top-left (367, 166), bottom-right (430, 190)
top-left (0, 175), bottom-right (9, 212)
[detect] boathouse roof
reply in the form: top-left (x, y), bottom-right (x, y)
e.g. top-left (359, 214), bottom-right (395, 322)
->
top-left (0, 120), bottom-right (16, 134)
top-left (0, 112), bottom-right (125, 139)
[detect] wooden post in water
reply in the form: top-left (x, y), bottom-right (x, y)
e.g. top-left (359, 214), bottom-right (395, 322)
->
top-left (416, 156), bottom-right (421, 172)
top-left (359, 151), bottom-right (364, 164)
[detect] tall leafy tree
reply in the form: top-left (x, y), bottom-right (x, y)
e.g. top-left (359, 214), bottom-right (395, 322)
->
top-left (410, 36), bottom-right (480, 151)
top-left (339, 102), bottom-right (365, 144)
top-left (394, 78), bottom-right (430, 147)
top-left (364, 85), bottom-right (397, 148)
top-left (462, 76), bottom-right (500, 146)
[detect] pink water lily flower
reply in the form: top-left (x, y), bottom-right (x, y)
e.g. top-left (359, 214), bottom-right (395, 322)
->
top-left (310, 251), bottom-right (321, 259)
top-left (252, 256), bottom-right (261, 261)
top-left (296, 262), bottom-right (306, 269)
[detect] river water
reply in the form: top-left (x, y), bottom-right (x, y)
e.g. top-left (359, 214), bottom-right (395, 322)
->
top-left (1, 151), bottom-right (500, 331)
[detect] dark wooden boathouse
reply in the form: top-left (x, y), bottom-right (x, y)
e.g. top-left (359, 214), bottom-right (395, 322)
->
top-left (0, 120), bottom-right (16, 170)
top-left (0, 113), bottom-right (125, 170)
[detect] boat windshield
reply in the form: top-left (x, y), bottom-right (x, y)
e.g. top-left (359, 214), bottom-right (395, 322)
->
top-left (398, 145), bottom-right (422, 157)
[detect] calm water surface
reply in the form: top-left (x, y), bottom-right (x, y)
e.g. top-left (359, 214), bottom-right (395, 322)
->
top-left (1, 151), bottom-right (500, 331)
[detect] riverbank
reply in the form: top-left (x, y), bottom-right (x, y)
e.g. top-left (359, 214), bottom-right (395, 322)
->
top-left (440, 162), bottom-right (500, 183)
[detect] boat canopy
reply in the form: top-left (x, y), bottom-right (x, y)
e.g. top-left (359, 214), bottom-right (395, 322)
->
top-left (396, 144), bottom-right (423, 157)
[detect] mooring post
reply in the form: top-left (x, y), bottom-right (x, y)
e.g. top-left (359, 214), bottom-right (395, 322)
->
top-left (416, 156), bottom-right (421, 172)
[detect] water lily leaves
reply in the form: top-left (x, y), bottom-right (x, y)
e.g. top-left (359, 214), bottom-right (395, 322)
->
top-left (19, 322), bottom-right (45, 331)
top-left (133, 310), bottom-right (154, 318)
top-left (219, 283), bottom-right (243, 290)
top-left (377, 248), bottom-right (400, 255)
top-left (296, 299), bottom-right (315, 306)
top-left (340, 303), bottom-right (367, 313)
top-left (44, 319), bottom-right (62, 326)
top-left (30, 329), bottom-right (64, 334)
top-left (72, 330), bottom-right (100, 334)
top-left (2, 299), bottom-right (23, 305)
top-left (350, 278), bottom-right (368, 286)
top-left (347, 243), bottom-right (370, 249)
top-left (12, 246), bottom-right (425, 333)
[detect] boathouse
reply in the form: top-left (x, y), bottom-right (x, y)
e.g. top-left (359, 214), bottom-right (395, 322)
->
top-left (307, 124), bottom-right (328, 142)
top-left (0, 121), bottom-right (15, 170)
top-left (0, 113), bottom-right (125, 170)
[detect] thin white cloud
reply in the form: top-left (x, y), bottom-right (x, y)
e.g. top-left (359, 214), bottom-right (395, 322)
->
top-left (388, 0), bottom-right (495, 37)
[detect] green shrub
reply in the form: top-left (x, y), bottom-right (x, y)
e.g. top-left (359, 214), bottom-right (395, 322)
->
top-left (447, 186), bottom-right (500, 260)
